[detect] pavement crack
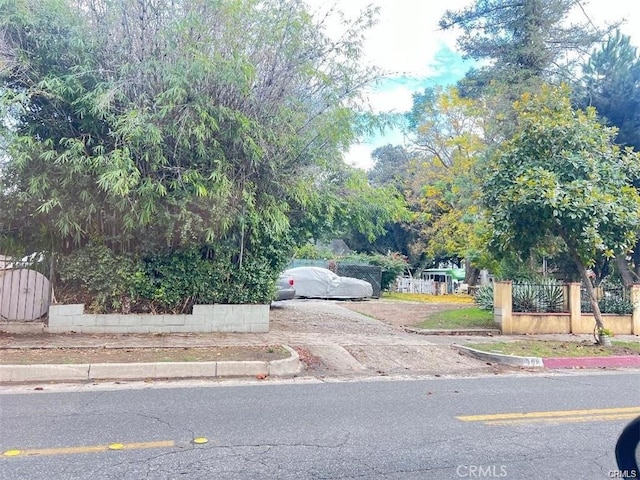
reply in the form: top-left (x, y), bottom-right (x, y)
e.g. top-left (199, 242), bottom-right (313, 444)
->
top-left (592, 451), bottom-right (613, 474)
top-left (226, 433), bottom-right (351, 450)
top-left (133, 412), bottom-right (187, 435)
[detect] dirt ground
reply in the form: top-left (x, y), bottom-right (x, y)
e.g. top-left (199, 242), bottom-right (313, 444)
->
top-left (267, 299), bottom-right (504, 377)
top-left (337, 299), bottom-right (469, 328)
top-left (0, 346), bottom-right (288, 365)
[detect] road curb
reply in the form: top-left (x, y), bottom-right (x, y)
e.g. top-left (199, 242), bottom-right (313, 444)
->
top-left (454, 345), bottom-right (640, 370)
top-left (0, 364), bottom-right (91, 383)
top-left (0, 345), bottom-right (303, 383)
top-left (543, 355), bottom-right (640, 369)
top-left (454, 344), bottom-right (544, 368)
top-left (269, 345), bottom-right (304, 376)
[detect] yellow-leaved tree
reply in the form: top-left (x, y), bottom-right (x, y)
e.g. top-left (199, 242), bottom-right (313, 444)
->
top-left (406, 86), bottom-right (493, 283)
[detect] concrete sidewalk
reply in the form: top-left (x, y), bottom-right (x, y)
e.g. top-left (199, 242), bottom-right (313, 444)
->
top-left (1, 300), bottom-right (639, 383)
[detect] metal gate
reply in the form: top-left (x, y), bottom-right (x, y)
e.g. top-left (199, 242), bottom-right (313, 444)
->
top-left (0, 254), bottom-right (53, 321)
top-left (335, 263), bottom-right (382, 298)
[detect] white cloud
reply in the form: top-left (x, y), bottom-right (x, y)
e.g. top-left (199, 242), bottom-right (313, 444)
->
top-left (361, 0), bottom-right (469, 77)
top-left (579, 0), bottom-right (640, 38)
top-left (307, 0), bottom-right (469, 77)
top-left (364, 84), bottom-right (416, 113)
top-left (344, 143), bottom-right (377, 171)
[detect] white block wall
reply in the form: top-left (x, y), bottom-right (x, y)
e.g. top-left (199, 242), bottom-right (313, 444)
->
top-left (48, 304), bottom-right (269, 334)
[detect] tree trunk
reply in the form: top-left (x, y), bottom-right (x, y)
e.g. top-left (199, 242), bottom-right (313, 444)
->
top-left (464, 259), bottom-right (480, 286)
top-left (569, 249), bottom-right (605, 330)
top-left (616, 253), bottom-right (635, 288)
top-left (634, 240), bottom-right (640, 279)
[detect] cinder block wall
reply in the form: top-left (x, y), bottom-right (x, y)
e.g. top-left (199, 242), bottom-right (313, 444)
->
top-left (48, 304), bottom-right (269, 334)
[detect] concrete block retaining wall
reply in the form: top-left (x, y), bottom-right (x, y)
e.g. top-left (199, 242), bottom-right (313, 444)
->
top-left (47, 304), bottom-right (270, 334)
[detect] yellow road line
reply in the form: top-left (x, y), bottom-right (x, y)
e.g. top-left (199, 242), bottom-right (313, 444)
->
top-left (483, 413), bottom-right (640, 426)
top-left (457, 407), bottom-right (640, 425)
top-left (2, 440), bottom-right (175, 458)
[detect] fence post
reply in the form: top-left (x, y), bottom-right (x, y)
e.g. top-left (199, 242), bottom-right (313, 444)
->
top-left (568, 282), bottom-right (581, 334)
top-left (631, 284), bottom-right (640, 335)
top-left (494, 281), bottom-right (512, 334)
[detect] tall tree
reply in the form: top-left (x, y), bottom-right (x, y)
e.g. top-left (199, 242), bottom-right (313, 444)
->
top-left (0, 0), bottom-right (398, 308)
top-left (288, 165), bottom-right (408, 248)
top-left (368, 144), bottom-right (411, 190)
top-left (404, 86), bottom-right (491, 281)
top-left (483, 84), bottom-right (640, 331)
top-left (358, 144), bottom-right (413, 256)
top-left (577, 31), bottom-right (640, 285)
top-left (579, 30), bottom-right (640, 149)
top-left (440, 0), bottom-right (611, 100)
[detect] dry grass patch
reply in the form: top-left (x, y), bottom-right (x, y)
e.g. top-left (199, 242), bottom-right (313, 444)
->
top-left (383, 292), bottom-right (474, 304)
top-left (0, 346), bottom-right (289, 365)
top-left (465, 340), bottom-right (640, 358)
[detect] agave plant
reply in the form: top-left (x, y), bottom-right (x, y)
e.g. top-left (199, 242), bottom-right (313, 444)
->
top-left (538, 278), bottom-right (564, 312)
top-left (512, 278), bottom-right (564, 313)
top-left (512, 283), bottom-right (540, 312)
top-left (473, 284), bottom-right (494, 311)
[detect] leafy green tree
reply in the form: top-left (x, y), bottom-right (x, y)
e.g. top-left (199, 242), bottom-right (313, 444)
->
top-left (290, 166), bottom-right (408, 247)
top-left (346, 144), bottom-right (416, 259)
top-left (368, 144), bottom-right (411, 189)
top-left (0, 0), bottom-right (379, 250)
top-left (483, 85), bottom-right (640, 330)
top-left (405, 86), bottom-right (491, 281)
top-left (0, 0), bottom-right (399, 307)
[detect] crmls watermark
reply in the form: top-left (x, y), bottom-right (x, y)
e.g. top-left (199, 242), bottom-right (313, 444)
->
top-left (608, 470), bottom-right (638, 478)
top-left (456, 465), bottom-right (508, 478)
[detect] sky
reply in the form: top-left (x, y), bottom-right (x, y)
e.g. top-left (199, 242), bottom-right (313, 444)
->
top-left (309, 0), bottom-right (640, 170)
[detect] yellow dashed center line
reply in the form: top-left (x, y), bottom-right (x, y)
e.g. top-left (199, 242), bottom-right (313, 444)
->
top-left (457, 406), bottom-right (640, 425)
top-left (3, 440), bottom-right (176, 458)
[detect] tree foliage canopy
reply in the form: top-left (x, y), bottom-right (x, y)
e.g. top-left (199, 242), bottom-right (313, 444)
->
top-left (485, 85), bottom-right (640, 262)
top-left (0, 0), bottom-right (414, 308)
top-left (578, 30), bottom-right (640, 150)
top-left (0, 0), bottom-right (380, 256)
top-left (439, 0), bottom-right (611, 98)
top-left (483, 84), bottom-right (640, 326)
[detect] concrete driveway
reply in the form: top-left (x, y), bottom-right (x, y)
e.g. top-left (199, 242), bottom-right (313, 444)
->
top-left (268, 300), bottom-right (508, 378)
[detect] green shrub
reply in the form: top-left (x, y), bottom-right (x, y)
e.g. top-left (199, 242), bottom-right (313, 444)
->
top-left (56, 234), bottom-right (292, 313)
top-left (364, 252), bottom-right (408, 291)
top-left (57, 243), bottom-right (137, 313)
top-left (581, 284), bottom-right (633, 315)
top-left (474, 283), bottom-right (494, 311)
top-left (132, 247), bottom-right (221, 312)
top-left (598, 295), bottom-right (633, 315)
top-left (293, 243), bottom-right (334, 260)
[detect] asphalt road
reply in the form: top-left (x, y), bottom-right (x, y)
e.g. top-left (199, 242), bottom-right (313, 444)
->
top-left (1, 371), bottom-right (639, 479)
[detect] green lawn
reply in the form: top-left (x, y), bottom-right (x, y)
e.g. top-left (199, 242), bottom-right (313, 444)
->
top-left (417, 306), bottom-right (495, 329)
top-left (465, 340), bottom-right (640, 357)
